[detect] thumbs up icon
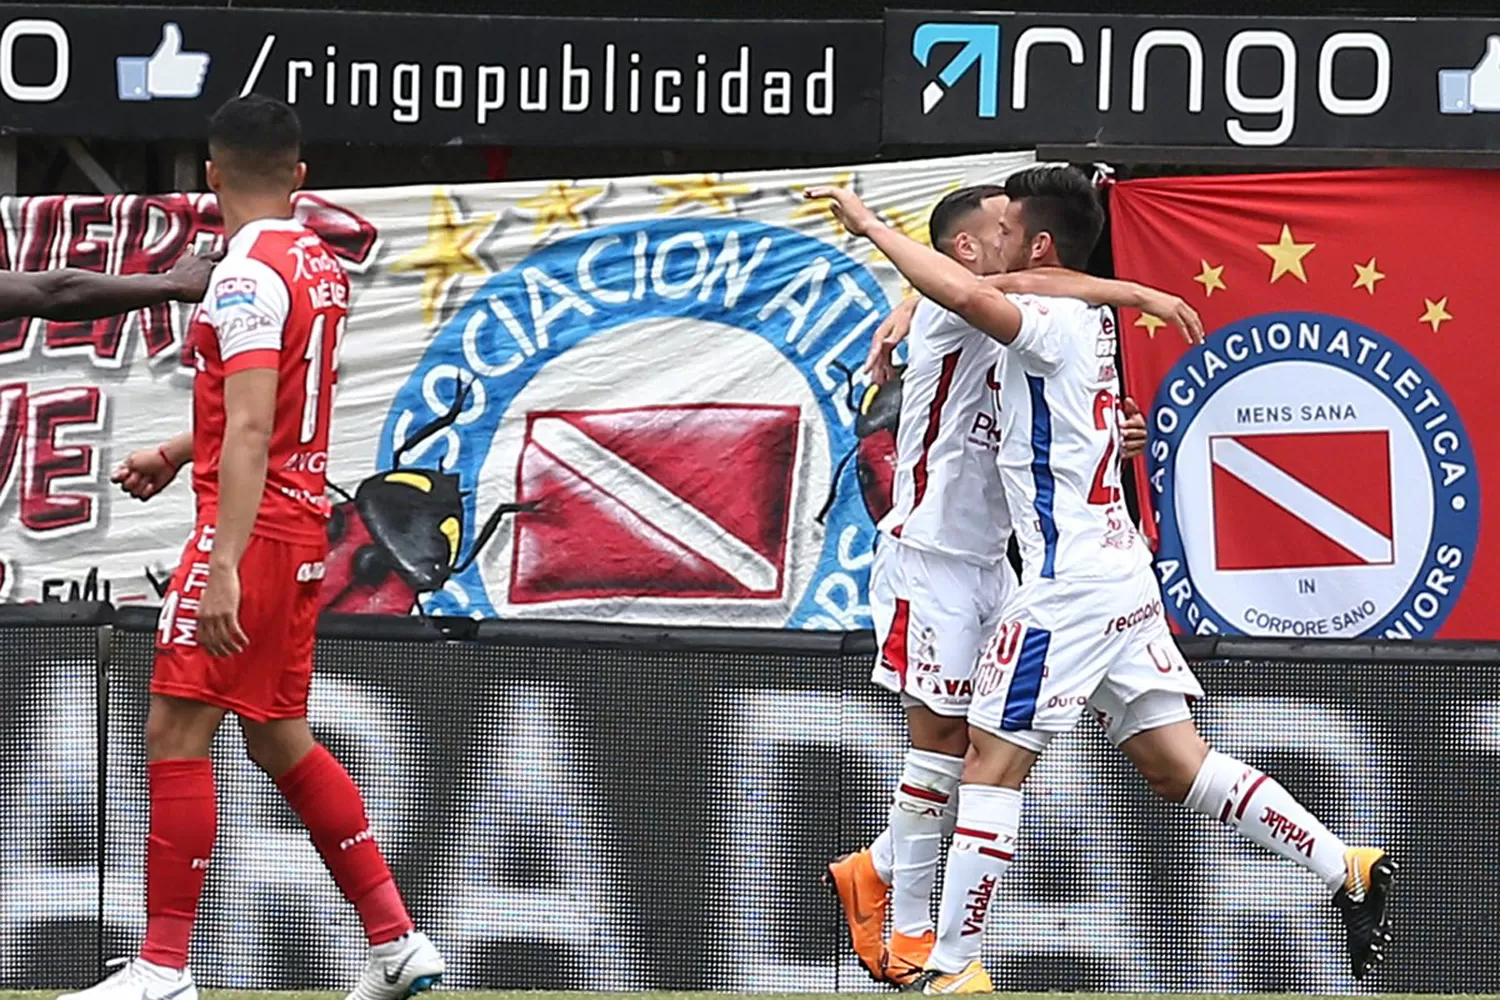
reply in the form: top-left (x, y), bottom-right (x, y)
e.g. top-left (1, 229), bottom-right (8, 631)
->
top-left (116, 23), bottom-right (211, 102)
top-left (1438, 35), bottom-right (1500, 114)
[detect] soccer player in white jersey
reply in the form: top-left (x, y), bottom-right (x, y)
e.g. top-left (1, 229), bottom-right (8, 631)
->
top-left (809, 169), bottom-right (1396, 993)
top-left (824, 185), bottom-right (1204, 987)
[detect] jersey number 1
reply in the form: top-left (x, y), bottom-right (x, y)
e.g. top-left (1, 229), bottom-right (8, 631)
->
top-left (1088, 389), bottom-right (1122, 506)
top-left (300, 314), bottom-right (346, 444)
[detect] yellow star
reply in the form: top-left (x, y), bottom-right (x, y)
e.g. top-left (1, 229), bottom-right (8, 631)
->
top-left (1257, 224), bottom-right (1316, 283)
top-left (655, 174), bottom-right (754, 215)
top-left (1193, 260), bottom-right (1227, 297)
top-left (1352, 257), bottom-right (1386, 295)
top-left (1420, 296), bottom-right (1453, 332)
top-left (516, 181), bottom-right (605, 237)
top-left (388, 188), bottom-right (497, 328)
top-left (1134, 312), bottom-right (1167, 337)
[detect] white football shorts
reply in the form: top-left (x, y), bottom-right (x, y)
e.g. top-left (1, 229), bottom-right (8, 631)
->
top-left (869, 538), bottom-right (1015, 717)
top-left (967, 568), bottom-right (1204, 751)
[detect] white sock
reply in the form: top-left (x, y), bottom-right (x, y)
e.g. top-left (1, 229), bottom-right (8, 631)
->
top-left (870, 826), bottom-right (895, 884)
top-left (928, 784), bottom-right (1021, 973)
top-left (888, 749), bottom-right (965, 935)
top-left (1184, 750), bottom-right (1348, 890)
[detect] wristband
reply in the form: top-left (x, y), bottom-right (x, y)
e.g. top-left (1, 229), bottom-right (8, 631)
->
top-left (157, 445), bottom-right (180, 471)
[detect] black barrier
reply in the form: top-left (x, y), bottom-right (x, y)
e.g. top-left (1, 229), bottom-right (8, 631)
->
top-left (3, 603), bottom-right (1497, 992)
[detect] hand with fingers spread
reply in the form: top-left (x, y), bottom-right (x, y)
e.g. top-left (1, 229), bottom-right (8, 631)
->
top-left (197, 561), bottom-right (249, 658)
top-left (804, 186), bottom-right (882, 238)
top-left (865, 297), bottom-right (918, 385)
top-left (1120, 396), bottom-right (1148, 460)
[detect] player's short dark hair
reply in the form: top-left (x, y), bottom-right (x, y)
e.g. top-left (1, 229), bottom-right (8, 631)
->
top-left (207, 95), bottom-right (301, 187)
top-left (1003, 166), bottom-right (1104, 270)
top-left (928, 184), bottom-right (1006, 257)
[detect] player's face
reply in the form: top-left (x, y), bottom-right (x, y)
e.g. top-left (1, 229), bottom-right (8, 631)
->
top-left (962, 195), bottom-right (1010, 274)
top-left (997, 197), bottom-right (1037, 272)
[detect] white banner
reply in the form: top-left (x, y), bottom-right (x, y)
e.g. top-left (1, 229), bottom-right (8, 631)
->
top-left (0, 151), bottom-right (1035, 628)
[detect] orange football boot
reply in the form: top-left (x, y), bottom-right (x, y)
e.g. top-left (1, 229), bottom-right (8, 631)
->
top-left (883, 929), bottom-right (936, 987)
top-left (823, 849), bottom-right (890, 982)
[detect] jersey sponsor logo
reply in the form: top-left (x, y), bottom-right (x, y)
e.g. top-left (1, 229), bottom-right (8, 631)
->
top-left (1150, 311), bottom-right (1478, 640)
top-left (378, 218), bottom-right (887, 628)
top-left (214, 276), bottom-right (258, 310)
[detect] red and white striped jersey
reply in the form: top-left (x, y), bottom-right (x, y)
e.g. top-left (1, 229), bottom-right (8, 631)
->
top-left (185, 217), bottom-right (347, 547)
top-left (877, 298), bottom-right (1012, 566)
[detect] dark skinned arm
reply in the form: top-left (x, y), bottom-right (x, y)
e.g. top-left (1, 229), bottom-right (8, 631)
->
top-left (0, 251), bottom-right (218, 322)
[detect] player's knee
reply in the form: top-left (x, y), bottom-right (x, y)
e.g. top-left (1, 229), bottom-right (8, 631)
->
top-left (908, 709), bottom-right (969, 757)
top-left (144, 698), bottom-right (218, 761)
top-left (239, 719), bottom-right (316, 780)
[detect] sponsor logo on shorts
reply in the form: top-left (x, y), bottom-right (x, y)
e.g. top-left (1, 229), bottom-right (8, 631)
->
top-left (1104, 598), bottom-right (1163, 636)
top-left (297, 561), bottom-right (327, 583)
top-left (1045, 694), bottom-right (1089, 710)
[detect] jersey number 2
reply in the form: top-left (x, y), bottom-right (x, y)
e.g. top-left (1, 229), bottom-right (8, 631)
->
top-left (1088, 389), bottom-right (1122, 506)
top-left (300, 314), bottom-right (346, 444)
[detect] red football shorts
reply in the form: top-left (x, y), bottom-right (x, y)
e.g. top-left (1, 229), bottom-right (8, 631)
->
top-left (152, 523), bottom-right (325, 722)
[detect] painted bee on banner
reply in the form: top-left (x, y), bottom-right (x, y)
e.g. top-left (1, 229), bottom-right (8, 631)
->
top-left (321, 383), bottom-right (537, 615)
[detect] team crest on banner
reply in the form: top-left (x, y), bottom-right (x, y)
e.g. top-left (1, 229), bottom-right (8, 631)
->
top-left (367, 218), bottom-right (887, 628)
top-left (0, 152), bottom-right (1037, 627)
top-left (1112, 168), bottom-right (1498, 640)
top-left (1150, 312), bottom-right (1477, 639)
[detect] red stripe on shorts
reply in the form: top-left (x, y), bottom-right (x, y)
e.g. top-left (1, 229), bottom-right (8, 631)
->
top-left (881, 598), bottom-right (912, 689)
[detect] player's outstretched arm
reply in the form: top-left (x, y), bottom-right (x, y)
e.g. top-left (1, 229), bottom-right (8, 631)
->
top-left (980, 268), bottom-right (1205, 345)
top-left (198, 368), bottom-right (276, 658)
top-left (805, 188), bottom-right (1026, 345)
top-left (0, 250), bottom-right (219, 322)
top-left (112, 430), bottom-right (193, 501)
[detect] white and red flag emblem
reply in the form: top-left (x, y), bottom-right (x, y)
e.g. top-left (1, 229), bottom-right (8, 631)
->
top-left (1210, 429), bottom-right (1394, 571)
top-left (510, 403), bottom-right (800, 603)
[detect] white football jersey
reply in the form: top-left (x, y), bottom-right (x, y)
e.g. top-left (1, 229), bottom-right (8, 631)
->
top-left (878, 298), bottom-right (1012, 566)
top-left (995, 294), bottom-right (1150, 583)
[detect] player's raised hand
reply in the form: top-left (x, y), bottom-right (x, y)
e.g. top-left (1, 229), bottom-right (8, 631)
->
top-left (198, 563), bottom-right (248, 658)
top-left (111, 445), bottom-right (180, 501)
top-left (1120, 397), bottom-right (1148, 460)
top-left (166, 248), bottom-right (223, 302)
top-left (864, 297), bottom-right (917, 385)
top-left (1135, 286), bottom-right (1205, 345)
top-left (804, 187), bottom-right (880, 237)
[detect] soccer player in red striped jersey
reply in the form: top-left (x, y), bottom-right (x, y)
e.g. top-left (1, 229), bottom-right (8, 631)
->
top-left (64, 97), bottom-right (444, 1000)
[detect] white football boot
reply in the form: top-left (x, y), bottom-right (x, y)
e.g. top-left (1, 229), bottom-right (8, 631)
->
top-left (58, 958), bottom-right (197, 1000)
top-left (346, 930), bottom-right (446, 1000)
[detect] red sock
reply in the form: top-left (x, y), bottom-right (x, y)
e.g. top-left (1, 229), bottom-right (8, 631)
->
top-left (141, 758), bottom-right (216, 970)
top-left (276, 745), bottom-right (413, 945)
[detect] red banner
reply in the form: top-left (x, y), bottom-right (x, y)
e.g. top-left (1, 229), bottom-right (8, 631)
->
top-left (1111, 168), bottom-right (1494, 641)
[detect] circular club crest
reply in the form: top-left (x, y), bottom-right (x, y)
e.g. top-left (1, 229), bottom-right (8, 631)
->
top-left (380, 217), bottom-right (886, 627)
top-left (1150, 311), bottom-right (1478, 640)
